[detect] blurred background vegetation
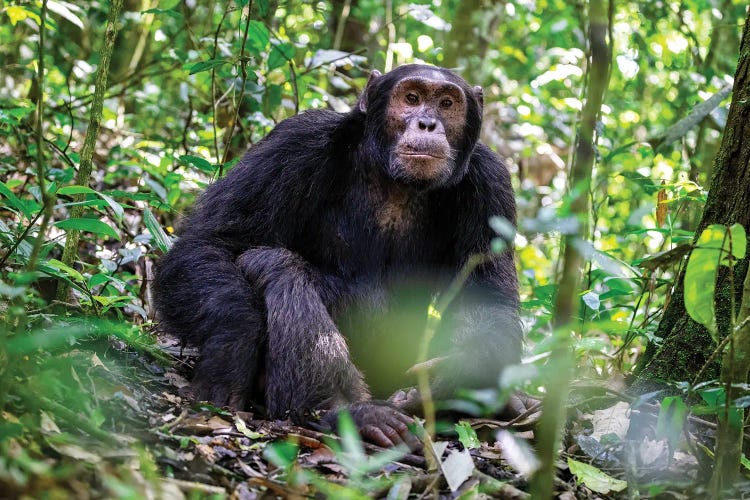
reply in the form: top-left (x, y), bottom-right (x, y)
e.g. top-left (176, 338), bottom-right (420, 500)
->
top-left (1, 0), bottom-right (749, 497)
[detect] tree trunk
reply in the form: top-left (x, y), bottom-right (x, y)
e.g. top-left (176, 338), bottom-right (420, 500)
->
top-left (635, 7), bottom-right (750, 387)
top-left (442, 0), bottom-right (504, 83)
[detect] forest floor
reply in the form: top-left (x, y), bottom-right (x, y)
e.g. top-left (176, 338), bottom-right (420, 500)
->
top-left (13, 331), bottom-right (738, 500)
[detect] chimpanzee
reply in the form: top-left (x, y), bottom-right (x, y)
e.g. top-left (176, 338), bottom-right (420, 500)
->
top-left (152, 64), bottom-right (523, 448)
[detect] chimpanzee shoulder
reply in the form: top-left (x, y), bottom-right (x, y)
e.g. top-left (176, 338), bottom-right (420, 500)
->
top-left (465, 143), bottom-right (516, 224)
top-left (181, 109), bottom-right (362, 247)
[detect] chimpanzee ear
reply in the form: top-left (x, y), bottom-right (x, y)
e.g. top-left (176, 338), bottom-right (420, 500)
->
top-left (358, 70), bottom-right (382, 113)
top-left (473, 85), bottom-right (484, 110)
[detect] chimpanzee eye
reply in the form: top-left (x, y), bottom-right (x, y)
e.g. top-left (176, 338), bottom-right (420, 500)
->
top-left (405, 93), bottom-right (419, 105)
top-left (440, 98), bottom-right (453, 108)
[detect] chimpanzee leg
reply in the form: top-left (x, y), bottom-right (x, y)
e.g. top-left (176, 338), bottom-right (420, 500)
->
top-left (236, 247), bottom-right (369, 417)
top-left (153, 237), bottom-right (266, 408)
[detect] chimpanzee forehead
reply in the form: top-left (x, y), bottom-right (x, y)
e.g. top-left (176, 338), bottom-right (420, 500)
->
top-left (391, 64), bottom-right (467, 84)
top-left (412, 67), bottom-right (450, 81)
top-left (392, 76), bottom-right (465, 97)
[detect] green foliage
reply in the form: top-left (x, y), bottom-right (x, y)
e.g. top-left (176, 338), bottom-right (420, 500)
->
top-left (454, 421), bottom-right (481, 449)
top-left (655, 396), bottom-right (687, 448)
top-left (685, 224), bottom-right (747, 338)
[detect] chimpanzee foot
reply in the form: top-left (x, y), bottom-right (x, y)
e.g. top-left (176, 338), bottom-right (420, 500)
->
top-left (388, 387), bottom-right (422, 415)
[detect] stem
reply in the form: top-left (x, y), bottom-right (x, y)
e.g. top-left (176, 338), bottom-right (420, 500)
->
top-left (709, 263), bottom-right (750, 495)
top-left (27, 0), bottom-right (52, 272)
top-left (220, 1), bottom-right (254, 174)
top-left (530, 0), bottom-right (612, 497)
top-left (56, 0), bottom-right (124, 301)
top-left (415, 254), bottom-right (488, 441)
top-left (332, 0), bottom-right (352, 51)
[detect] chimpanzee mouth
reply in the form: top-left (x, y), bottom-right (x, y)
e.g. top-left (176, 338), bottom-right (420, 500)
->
top-left (398, 151), bottom-right (446, 160)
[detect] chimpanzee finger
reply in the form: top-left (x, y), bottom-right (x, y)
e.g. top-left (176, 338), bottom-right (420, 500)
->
top-left (360, 425), bottom-right (397, 448)
top-left (391, 411), bottom-right (414, 426)
top-left (380, 423), bottom-right (408, 447)
top-left (385, 415), bottom-right (421, 450)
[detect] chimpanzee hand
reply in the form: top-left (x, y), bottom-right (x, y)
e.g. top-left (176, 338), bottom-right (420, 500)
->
top-left (322, 402), bottom-right (420, 450)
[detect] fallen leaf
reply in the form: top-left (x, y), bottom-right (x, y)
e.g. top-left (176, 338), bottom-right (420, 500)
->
top-left (50, 442), bottom-right (102, 464)
top-left (589, 401), bottom-right (630, 441)
top-left (568, 457), bottom-right (627, 494)
top-left (639, 438), bottom-right (670, 466)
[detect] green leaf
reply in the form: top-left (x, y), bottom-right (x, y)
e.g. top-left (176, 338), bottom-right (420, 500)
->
top-left (256, 0), bottom-right (269, 16)
top-left (0, 422), bottom-right (24, 440)
top-left (46, 258), bottom-right (85, 283)
top-left (144, 208), bottom-right (173, 253)
top-left (88, 273), bottom-right (109, 288)
top-left (246, 21), bottom-right (270, 54)
top-left (684, 224), bottom-right (747, 338)
top-left (141, 8), bottom-right (182, 18)
top-left (727, 223), bottom-right (747, 262)
top-left (656, 396), bottom-right (687, 447)
top-left (455, 421), bottom-right (481, 449)
top-left (158, 0), bottom-right (181, 9)
top-left (338, 411), bottom-right (365, 463)
top-left (0, 181), bottom-right (35, 218)
top-left (268, 43), bottom-right (295, 71)
top-left (57, 186), bottom-right (125, 222)
top-left (57, 185), bottom-right (96, 196)
top-left (187, 59), bottom-right (228, 75)
top-left (54, 218), bottom-right (120, 240)
top-left (179, 154), bottom-right (214, 174)
top-left (99, 193), bottom-right (124, 222)
top-left (263, 440), bottom-right (299, 468)
top-left (0, 102), bottom-right (35, 124)
top-left (568, 458), bottom-right (627, 494)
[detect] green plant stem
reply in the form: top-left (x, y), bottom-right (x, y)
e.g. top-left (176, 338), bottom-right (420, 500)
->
top-left (710, 262), bottom-right (750, 495)
top-left (530, 0), bottom-right (612, 497)
top-left (210, 7), bottom-right (232, 162)
top-left (415, 254), bottom-right (486, 471)
top-left (27, 0), bottom-right (52, 273)
top-left (219, 1), bottom-right (253, 174)
top-left (56, 0), bottom-right (124, 302)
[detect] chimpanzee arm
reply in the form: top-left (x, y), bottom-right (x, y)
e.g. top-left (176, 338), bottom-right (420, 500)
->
top-left (235, 247), bottom-right (368, 414)
top-left (236, 247), bottom-right (419, 448)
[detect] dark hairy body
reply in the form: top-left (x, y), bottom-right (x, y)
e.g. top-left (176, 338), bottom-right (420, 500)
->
top-left (153, 64), bottom-right (522, 447)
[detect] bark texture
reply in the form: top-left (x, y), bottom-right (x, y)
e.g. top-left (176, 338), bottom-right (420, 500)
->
top-left (635, 11), bottom-right (750, 387)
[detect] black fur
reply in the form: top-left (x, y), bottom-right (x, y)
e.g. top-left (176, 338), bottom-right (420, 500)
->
top-left (153, 64), bottom-right (522, 428)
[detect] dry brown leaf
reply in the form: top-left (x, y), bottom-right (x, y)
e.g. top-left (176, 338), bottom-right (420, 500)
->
top-left (656, 182), bottom-right (667, 227)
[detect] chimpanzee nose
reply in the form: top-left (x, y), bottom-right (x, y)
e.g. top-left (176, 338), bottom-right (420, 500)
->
top-left (418, 117), bottom-right (437, 132)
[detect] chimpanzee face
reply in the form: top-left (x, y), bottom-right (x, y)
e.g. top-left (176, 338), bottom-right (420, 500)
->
top-left (385, 74), bottom-right (468, 184)
top-left (359, 65), bottom-right (483, 189)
